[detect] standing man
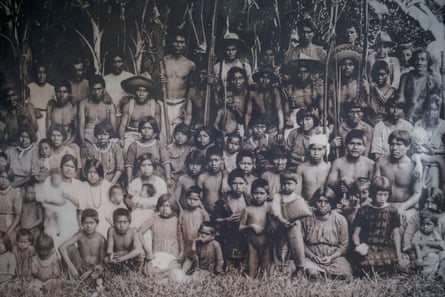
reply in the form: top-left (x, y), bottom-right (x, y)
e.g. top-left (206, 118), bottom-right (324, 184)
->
top-left (161, 31), bottom-right (195, 139)
top-left (104, 53), bottom-right (134, 114)
top-left (283, 20), bottom-right (326, 64)
top-left (78, 75), bottom-right (117, 147)
top-left (69, 58), bottom-right (89, 105)
top-left (27, 63), bottom-right (55, 140)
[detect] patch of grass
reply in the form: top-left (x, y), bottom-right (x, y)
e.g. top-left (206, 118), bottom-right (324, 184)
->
top-left (1, 271), bottom-right (444, 297)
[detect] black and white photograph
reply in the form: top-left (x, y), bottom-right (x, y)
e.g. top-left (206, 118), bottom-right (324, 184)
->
top-left (0, 0), bottom-right (444, 296)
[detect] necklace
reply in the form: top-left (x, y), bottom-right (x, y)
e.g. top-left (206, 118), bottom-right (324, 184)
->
top-left (89, 182), bottom-right (102, 209)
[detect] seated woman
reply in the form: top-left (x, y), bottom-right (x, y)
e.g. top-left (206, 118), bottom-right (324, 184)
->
top-left (5, 127), bottom-right (39, 187)
top-left (84, 121), bottom-right (124, 184)
top-left (46, 124), bottom-right (79, 171)
top-left (301, 186), bottom-right (352, 278)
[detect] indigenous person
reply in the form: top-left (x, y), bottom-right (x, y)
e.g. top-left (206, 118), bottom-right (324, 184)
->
top-left (69, 58), bottom-right (89, 105)
top-left (26, 63), bottom-right (55, 140)
top-left (301, 186), bottom-right (352, 278)
top-left (104, 53), bottom-right (134, 109)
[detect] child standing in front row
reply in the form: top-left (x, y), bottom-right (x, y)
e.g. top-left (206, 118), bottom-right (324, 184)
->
top-left (14, 229), bottom-right (35, 279)
top-left (412, 209), bottom-right (445, 278)
top-left (240, 178), bottom-right (273, 278)
top-left (179, 186), bottom-right (209, 272)
top-left (20, 183), bottom-right (43, 244)
top-left (352, 176), bottom-right (402, 275)
top-left (272, 170), bottom-right (310, 275)
top-left (224, 133), bottom-right (242, 173)
top-left (0, 232), bottom-right (16, 284)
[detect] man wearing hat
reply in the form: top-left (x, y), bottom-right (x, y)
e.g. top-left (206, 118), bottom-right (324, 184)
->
top-left (245, 68), bottom-right (284, 138)
top-left (283, 20), bottom-right (327, 64)
top-left (213, 32), bottom-right (253, 91)
top-left (118, 75), bottom-right (162, 151)
top-left (161, 31), bottom-right (195, 137)
top-left (366, 31), bottom-right (401, 92)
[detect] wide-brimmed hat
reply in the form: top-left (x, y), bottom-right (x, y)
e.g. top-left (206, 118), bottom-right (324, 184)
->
top-left (285, 59), bottom-right (325, 75)
top-left (252, 67), bottom-right (279, 83)
top-left (331, 44), bottom-right (362, 65)
top-left (371, 31), bottom-right (397, 49)
top-left (121, 75), bottom-right (156, 93)
top-left (223, 32), bottom-right (244, 47)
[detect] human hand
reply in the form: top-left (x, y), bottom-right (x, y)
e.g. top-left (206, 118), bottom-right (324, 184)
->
top-left (160, 76), bottom-right (167, 84)
top-left (319, 256), bottom-right (332, 265)
top-left (354, 243), bottom-right (369, 256)
top-left (229, 213), bottom-right (241, 223)
top-left (68, 264), bottom-right (79, 279)
top-left (332, 136), bottom-right (343, 148)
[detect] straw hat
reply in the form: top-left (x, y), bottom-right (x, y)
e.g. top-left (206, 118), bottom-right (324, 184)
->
top-left (371, 31), bottom-right (397, 49)
top-left (223, 32), bottom-right (243, 47)
top-left (121, 75), bottom-right (156, 94)
top-left (285, 59), bottom-right (325, 75)
top-left (331, 44), bottom-right (362, 65)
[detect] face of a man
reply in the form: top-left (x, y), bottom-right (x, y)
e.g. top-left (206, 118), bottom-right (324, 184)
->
top-left (37, 66), bottom-right (48, 85)
top-left (300, 26), bottom-right (314, 45)
top-left (400, 49), bottom-right (412, 67)
top-left (259, 73), bottom-right (272, 88)
top-left (111, 56), bottom-right (124, 75)
top-left (226, 45), bottom-right (238, 61)
top-left (230, 71), bottom-right (246, 91)
top-left (56, 86), bottom-right (70, 103)
top-left (388, 104), bottom-right (404, 120)
top-left (172, 35), bottom-right (186, 55)
top-left (91, 83), bottom-right (105, 102)
top-left (414, 52), bottom-right (428, 74)
top-left (341, 59), bottom-right (355, 77)
top-left (389, 139), bottom-right (409, 160)
top-left (346, 27), bottom-right (358, 44)
top-left (347, 108), bottom-right (363, 126)
top-left (297, 67), bottom-right (310, 83)
top-left (376, 44), bottom-right (390, 59)
top-left (376, 69), bottom-right (389, 87)
top-left (263, 50), bottom-right (275, 65)
top-left (346, 138), bottom-right (365, 158)
top-left (73, 63), bottom-right (86, 81)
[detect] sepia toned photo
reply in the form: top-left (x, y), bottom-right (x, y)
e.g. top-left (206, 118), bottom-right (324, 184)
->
top-left (0, 0), bottom-right (444, 296)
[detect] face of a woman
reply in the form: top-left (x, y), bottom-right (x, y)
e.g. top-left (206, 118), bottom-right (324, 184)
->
top-left (316, 196), bottom-right (331, 216)
top-left (51, 130), bottom-right (64, 147)
top-left (87, 167), bottom-right (101, 185)
top-left (196, 131), bottom-right (211, 147)
top-left (139, 159), bottom-right (154, 177)
top-left (140, 122), bottom-right (155, 140)
top-left (19, 132), bottom-right (32, 148)
top-left (62, 160), bottom-right (77, 180)
top-left (97, 132), bottom-right (110, 146)
top-left (303, 116), bottom-right (315, 132)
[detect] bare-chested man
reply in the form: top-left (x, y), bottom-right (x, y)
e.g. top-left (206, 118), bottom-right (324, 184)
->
top-left (161, 31), bottom-right (195, 138)
top-left (297, 134), bottom-right (331, 201)
top-left (69, 58), bottom-right (89, 105)
top-left (374, 130), bottom-right (421, 216)
top-left (214, 67), bottom-right (249, 137)
top-left (78, 75), bottom-right (117, 146)
top-left (47, 81), bottom-right (78, 145)
top-left (245, 68), bottom-right (284, 137)
top-left (119, 76), bottom-right (162, 152)
top-left (327, 129), bottom-right (374, 196)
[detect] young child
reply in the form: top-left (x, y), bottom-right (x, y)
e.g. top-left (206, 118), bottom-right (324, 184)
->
top-left (125, 116), bottom-right (171, 184)
top-left (13, 229), bottom-right (35, 279)
top-left (193, 126), bottom-right (215, 155)
top-left (105, 208), bottom-right (144, 274)
top-left (167, 123), bottom-right (192, 182)
top-left (296, 134), bottom-right (330, 201)
top-left (185, 222), bottom-right (224, 278)
top-left (412, 209), bottom-right (445, 277)
top-left (240, 178), bottom-right (273, 278)
top-left (197, 145), bottom-right (229, 215)
top-left (19, 183), bottom-right (43, 244)
top-left (0, 168), bottom-right (21, 243)
top-left (338, 178), bottom-right (372, 226)
top-left (34, 139), bottom-right (52, 183)
top-left (138, 194), bottom-right (182, 275)
top-left (59, 208), bottom-right (106, 282)
top-left (31, 233), bottom-right (61, 285)
top-left (352, 176), bottom-right (402, 275)
top-left (260, 145), bottom-right (288, 196)
top-left (128, 153), bottom-right (168, 224)
top-left (235, 150), bottom-right (257, 195)
top-left (179, 186), bottom-right (209, 272)
top-left (223, 133), bottom-right (242, 173)
top-left (0, 232), bottom-right (16, 284)
top-left (214, 169), bottom-right (249, 269)
top-left (243, 118), bottom-right (272, 154)
top-left (272, 170), bottom-right (311, 275)
top-left (174, 150), bottom-right (205, 210)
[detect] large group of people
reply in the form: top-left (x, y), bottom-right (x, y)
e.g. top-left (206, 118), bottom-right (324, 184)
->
top-left (0, 10), bottom-right (444, 292)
